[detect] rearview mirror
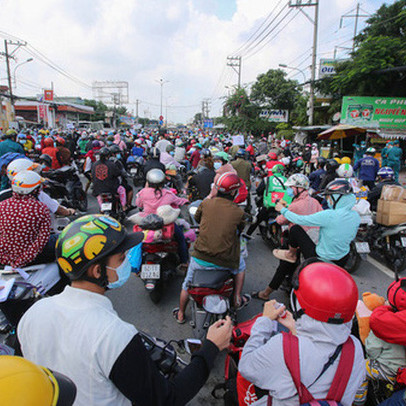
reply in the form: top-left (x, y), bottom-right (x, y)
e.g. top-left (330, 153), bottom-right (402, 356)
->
top-left (184, 338), bottom-right (202, 355)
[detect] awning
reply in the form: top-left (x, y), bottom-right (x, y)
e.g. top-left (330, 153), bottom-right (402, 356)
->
top-left (318, 124), bottom-right (367, 140)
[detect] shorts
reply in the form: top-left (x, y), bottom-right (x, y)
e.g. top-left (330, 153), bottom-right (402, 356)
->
top-left (182, 256), bottom-right (246, 291)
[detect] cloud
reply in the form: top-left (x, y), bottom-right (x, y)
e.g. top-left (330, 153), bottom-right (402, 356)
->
top-left (0, 0), bottom-right (387, 123)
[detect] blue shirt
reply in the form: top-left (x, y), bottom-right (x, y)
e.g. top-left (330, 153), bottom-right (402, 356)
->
top-left (353, 156), bottom-right (380, 181)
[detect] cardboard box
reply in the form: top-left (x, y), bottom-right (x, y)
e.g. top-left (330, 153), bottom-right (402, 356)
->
top-left (381, 185), bottom-right (406, 202)
top-left (376, 199), bottom-right (406, 226)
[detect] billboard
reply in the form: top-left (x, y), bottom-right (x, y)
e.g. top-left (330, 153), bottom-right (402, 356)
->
top-left (340, 96), bottom-right (406, 129)
top-left (260, 109), bottom-right (289, 123)
top-left (318, 59), bottom-right (346, 79)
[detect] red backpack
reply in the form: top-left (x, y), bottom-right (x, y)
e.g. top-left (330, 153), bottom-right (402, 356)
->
top-left (268, 333), bottom-right (355, 406)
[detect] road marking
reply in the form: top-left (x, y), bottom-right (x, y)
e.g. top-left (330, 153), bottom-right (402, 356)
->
top-left (366, 255), bottom-right (394, 278)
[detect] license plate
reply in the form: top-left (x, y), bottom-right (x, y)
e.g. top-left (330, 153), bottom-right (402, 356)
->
top-left (130, 168), bottom-right (138, 174)
top-left (141, 264), bottom-right (160, 279)
top-left (101, 202), bottom-right (112, 211)
top-left (401, 237), bottom-right (406, 247)
top-left (355, 242), bottom-right (370, 254)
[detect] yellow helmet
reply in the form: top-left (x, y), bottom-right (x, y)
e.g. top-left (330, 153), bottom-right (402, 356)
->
top-left (0, 356), bottom-right (76, 406)
top-left (333, 157), bottom-right (341, 164)
top-left (341, 156), bottom-right (351, 165)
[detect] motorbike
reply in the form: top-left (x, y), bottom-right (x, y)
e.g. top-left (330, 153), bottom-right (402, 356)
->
top-left (187, 268), bottom-right (235, 340)
top-left (98, 192), bottom-right (126, 222)
top-left (43, 164), bottom-right (87, 212)
top-left (127, 156), bottom-right (145, 187)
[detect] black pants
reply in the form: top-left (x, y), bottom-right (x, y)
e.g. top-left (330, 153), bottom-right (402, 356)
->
top-left (246, 206), bottom-right (276, 236)
top-left (363, 180), bottom-right (375, 190)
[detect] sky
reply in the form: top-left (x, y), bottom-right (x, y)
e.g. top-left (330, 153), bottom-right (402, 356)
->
top-left (0, 0), bottom-right (394, 124)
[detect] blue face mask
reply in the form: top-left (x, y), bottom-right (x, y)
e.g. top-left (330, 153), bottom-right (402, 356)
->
top-left (116, 154), bottom-right (122, 160)
top-left (214, 162), bottom-right (222, 170)
top-left (107, 255), bottom-right (131, 289)
top-left (286, 187), bottom-right (295, 197)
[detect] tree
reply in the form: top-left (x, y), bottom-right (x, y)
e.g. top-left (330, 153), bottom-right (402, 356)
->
top-left (250, 69), bottom-right (301, 110)
top-left (84, 99), bottom-right (109, 122)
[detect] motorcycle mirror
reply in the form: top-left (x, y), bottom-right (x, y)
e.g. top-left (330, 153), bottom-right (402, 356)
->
top-left (203, 294), bottom-right (229, 315)
top-left (183, 338), bottom-right (202, 355)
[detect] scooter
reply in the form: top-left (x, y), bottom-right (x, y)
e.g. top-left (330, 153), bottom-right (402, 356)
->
top-left (127, 156), bottom-right (145, 187)
top-left (98, 192), bottom-right (125, 222)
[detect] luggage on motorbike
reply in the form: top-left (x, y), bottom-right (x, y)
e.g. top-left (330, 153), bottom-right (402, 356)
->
top-left (376, 199), bottom-right (406, 226)
top-left (133, 222), bottom-right (175, 243)
top-left (263, 175), bottom-right (292, 209)
top-left (381, 185), bottom-right (406, 202)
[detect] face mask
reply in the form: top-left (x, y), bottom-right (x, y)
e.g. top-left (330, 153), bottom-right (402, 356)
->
top-left (107, 141), bottom-right (113, 146)
top-left (286, 187), bottom-right (295, 197)
top-left (107, 255), bottom-right (131, 289)
top-left (169, 151), bottom-right (174, 156)
top-left (214, 162), bottom-right (222, 170)
top-left (19, 140), bottom-right (26, 144)
top-left (116, 154), bottom-right (122, 160)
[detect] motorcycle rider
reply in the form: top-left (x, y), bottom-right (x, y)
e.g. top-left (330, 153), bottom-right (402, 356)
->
top-left (367, 167), bottom-right (399, 211)
top-left (143, 147), bottom-right (166, 178)
top-left (187, 154), bottom-right (216, 200)
top-left (274, 179), bottom-right (360, 268)
top-left (232, 149), bottom-right (252, 212)
top-left (319, 158), bottom-right (339, 191)
top-left (0, 129), bottom-right (25, 157)
top-left (353, 147), bottom-right (380, 190)
top-left (239, 261), bottom-right (365, 405)
top-left (308, 157), bottom-right (326, 192)
top-left (207, 151), bottom-right (237, 198)
top-left (18, 214), bottom-right (233, 406)
top-left (174, 172), bottom-right (250, 324)
top-left (266, 152), bottom-right (284, 176)
top-left (251, 174), bottom-right (322, 301)
top-left (55, 136), bottom-right (72, 167)
top-left (92, 147), bottom-right (127, 211)
top-left (0, 170), bottom-right (56, 268)
top-left (0, 356), bottom-right (77, 406)
top-left (42, 137), bottom-right (62, 170)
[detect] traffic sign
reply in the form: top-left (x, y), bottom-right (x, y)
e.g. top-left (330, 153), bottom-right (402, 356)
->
top-left (159, 115), bottom-right (164, 121)
top-left (159, 120), bottom-right (163, 125)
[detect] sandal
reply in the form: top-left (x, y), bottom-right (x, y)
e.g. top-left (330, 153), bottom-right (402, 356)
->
top-left (251, 291), bottom-right (269, 302)
top-left (273, 249), bottom-right (297, 264)
top-left (172, 308), bottom-right (185, 324)
top-left (235, 294), bottom-right (251, 310)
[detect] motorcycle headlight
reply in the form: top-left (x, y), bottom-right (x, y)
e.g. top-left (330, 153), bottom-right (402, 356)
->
top-left (202, 294), bottom-right (229, 315)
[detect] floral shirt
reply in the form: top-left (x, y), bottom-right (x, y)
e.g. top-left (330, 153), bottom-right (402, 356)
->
top-left (0, 193), bottom-right (51, 268)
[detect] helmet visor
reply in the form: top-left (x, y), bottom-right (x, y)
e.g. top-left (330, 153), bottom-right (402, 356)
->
top-left (41, 367), bottom-right (77, 406)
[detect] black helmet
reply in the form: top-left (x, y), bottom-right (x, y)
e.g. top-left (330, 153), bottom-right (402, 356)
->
top-left (109, 144), bottom-right (121, 154)
top-left (99, 147), bottom-right (110, 158)
top-left (56, 215), bottom-right (143, 285)
top-left (322, 179), bottom-right (353, 209)
top-left (149, 147), bottom-right (160, 159)
top-left (39, 154), bottom-right (52, 168)
top-left (317, 157), bottom-right (327, 166)
top-left (200, 148), bottom-right (211, 158)
top-left (326, 158), bottom-right (339, 172)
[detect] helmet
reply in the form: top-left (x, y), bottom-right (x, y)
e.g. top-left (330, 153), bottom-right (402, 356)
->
top-left (285, 174), bottom-right (310, 189)
top-left (333, 157), bottom-right (341, 164)
top-left (268, 152), bottom-right (277, 160)
top-left (149, 147), bottom-right (161, 159)
top-left (295, 159), bottom-right (304, 168)
top-left (292, 261), bottom-right (358, 324)
top-left (200, 148), bottom-right (211, 158)
top-left (326, 159), bottom-right (339, 172)
top-left (7, 158), bottom-right (40, 180)
top-left (215, 172), bottom-right (240, 194)
top-left (312, 143), bottom-right (317, 147)
top-left (341, 156), bottom-right (351, 165)
top-left (272, 164), bottom-right (285, 174)
top-left (214, 151), bottom-right (230, 163)
top-left (280, 157), bottom-right (290, 166)
top-left (377, 166), bottom-right (395, 180)
top-left (317, 156), bottom-right (327, 166)
top-left (39, 154), bottom-right (52, 168)
top-left (366, 147), bottom-right (376, 155)
top-left (56, 214), bottom-right (143, 282)
top-left (146, 168), bottom-right (166, 185)
top-left (0, 356), bottom-right (77, 406)
top-left (236, 149), bottom-right (246, 158)
top-left (387, 278), bottom-right (406, 311)
top-left (55, 137), bottom-right (65, 145)
top-left (323, 179), bottom-right (353, 208)
top-left (109, 144), bottom-right (121, 154)
top-left (99, 147), bottom-right (110, 158)
top-left (11, 170), bottom-right (44, 195)
top-left (92, 140), bottom-right (100, 148)
top-left (195, 143), bottom-right (202, 149)
top-left (43, 138), bottom-right (54, 147)
top-left (336, 163), bottom-right (354, 178)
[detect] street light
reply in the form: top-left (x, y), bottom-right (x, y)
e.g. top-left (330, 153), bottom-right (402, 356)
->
top-left (278, 64), bottom-right (306, 83)
top-left (155, 78), bottom-right (169, 120)
top-left (13, 58), bottom-right (34, 89)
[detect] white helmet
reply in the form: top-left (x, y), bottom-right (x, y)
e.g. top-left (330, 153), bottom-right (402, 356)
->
top-left (7, 159), bottom-right (41, 181)
top-left (146, 169), bottom-right (166, 185)
top-left (281, 157), bottom-right (291, 165)
top-left (336, 163), bottom-right (354, 178)
top-left (11, 170), bottom-right (44, 195)
top-left (285, 173), bottom-right (310, 189)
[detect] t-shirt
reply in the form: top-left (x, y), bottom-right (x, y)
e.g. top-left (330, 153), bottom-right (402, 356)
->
top-left (18, 286), bottom-right (137, 406)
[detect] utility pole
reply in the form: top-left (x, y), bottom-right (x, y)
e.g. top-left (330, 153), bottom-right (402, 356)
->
top-left (155, 78), bottom-right (169, 121)
top-left (135, 99), bottom-right (140, 118)
top-left (227, 56), bottom-right (242, 88)
top-left (201, 99), bottom-right (210, 128)
top-left (339, 3), bottom-right (369, 53)
top-left (288, 0), bottom-right (319, 126)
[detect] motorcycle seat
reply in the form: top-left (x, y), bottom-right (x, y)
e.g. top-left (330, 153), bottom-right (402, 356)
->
top-left (191, 269), bottom-right (232, 289)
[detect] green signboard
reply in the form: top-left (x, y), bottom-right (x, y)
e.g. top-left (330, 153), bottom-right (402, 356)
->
top-left (341, 96), bottom-right (406, 129)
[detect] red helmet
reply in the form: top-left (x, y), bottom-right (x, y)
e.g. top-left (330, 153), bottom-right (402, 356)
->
top-left (215, 172), bottom-right (241, 194)
top-left (43, 137), bottom-right (54, 147)
top-left (387, 278), bottom-right (406, 311)
top-left (56, 136), bottom-right (65, 145)
top-left (292, 262), bottom-right (358, 324)
top-left (268, 152), bottom-right (277, 160)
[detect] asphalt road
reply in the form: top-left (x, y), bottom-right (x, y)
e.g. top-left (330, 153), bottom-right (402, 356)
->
top-left (85, 188), bottom-right (396, 405)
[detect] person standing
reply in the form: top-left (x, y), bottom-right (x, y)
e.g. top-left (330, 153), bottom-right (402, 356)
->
top-left (387, 140), bottom-right (402, 182)
top-left (353, 148), bottom-right (380, 190)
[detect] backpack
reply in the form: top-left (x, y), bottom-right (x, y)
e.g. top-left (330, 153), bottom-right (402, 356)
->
top-left (263, 174), bottom-right (292, 209)
top-left (267, 333), bottom-right (355, 406)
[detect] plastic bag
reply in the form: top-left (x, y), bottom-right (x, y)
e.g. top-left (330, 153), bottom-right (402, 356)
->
top-left (128, 242), bottom-right (143, 274)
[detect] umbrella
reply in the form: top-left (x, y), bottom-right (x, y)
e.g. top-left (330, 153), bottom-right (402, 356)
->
top-left (317, 124), bottom-right (367, 140)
